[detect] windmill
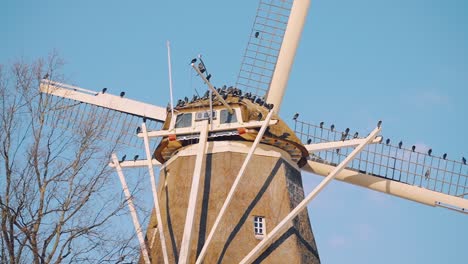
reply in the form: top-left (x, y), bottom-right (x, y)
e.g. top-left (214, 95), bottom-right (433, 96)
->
top-left (38, 0), bottom-right (467, 263)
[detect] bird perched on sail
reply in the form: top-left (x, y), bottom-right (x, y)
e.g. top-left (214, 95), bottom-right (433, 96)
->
top-left (293, 113), bottom-right (299, 120)
top-left (425, 169), bottom-right (430, 179)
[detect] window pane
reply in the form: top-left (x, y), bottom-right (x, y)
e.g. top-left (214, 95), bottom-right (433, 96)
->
top-left (220, 109), bottom-right (237, 124)
top-left (175, 113), bottom-right (192, 128)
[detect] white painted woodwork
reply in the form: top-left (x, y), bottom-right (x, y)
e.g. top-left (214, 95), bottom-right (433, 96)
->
top-left (138, 119), bottom-right (278, 138)
top-left (108, 159), bottom-right (161, 168)
top-left (304, 136), bottom-right (383, 153)
top-left (40, 80), bottom-right (166, 122)
top-left (302, 160), bottom-right (468, 212)
top-left (191, 64), bottom-right (234, 114)
top-left (178, 120), bottom-right (209, 264)
top-left (195, 110), bottom-right (274, 264)
top-left (111, 154), bottom-right (151, 264)
top-left (142, 123), bottom-right (170, 264)
top-left (240, 126), bottom-right (381, 264)
top-left (266, 0), bottom-right (311, 113)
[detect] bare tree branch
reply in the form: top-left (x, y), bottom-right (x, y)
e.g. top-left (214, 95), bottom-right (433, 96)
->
top-left (0, 54), bottom-right (140, 264)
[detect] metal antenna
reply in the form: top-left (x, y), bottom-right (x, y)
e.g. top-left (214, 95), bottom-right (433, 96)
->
top-left (167, 40), bottom-right (175, 118)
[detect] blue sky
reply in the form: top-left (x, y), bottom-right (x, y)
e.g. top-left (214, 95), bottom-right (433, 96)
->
top-left (2, 0), bottom-right (467, 263)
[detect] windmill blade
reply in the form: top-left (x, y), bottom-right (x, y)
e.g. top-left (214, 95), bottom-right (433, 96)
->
top-left (294, 119), bottom-right (468, 213)
top-left (236, 0), bottom-right (294, 101)
top-left (39, 79), bottom-right (165, 149)
top-left (236, 0), bottom-right (311, 113)
top-left (40, 79), bottom-right (166, 122)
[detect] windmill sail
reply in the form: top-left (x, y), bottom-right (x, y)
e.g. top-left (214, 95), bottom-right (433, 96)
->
top-left (236, 0), bottom-right (294, 100)
top-left (294, 119), bottom-right (468, 213)
top-left (40, 80), bottom-right (165, 149)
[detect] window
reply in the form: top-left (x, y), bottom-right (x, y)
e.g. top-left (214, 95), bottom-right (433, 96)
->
top-left (195, 110), bottom-right (216, 121)
top-left (253, 216), bottom-right (265, 238)
top-left (175, 113), bottom-right (192, 128)
top-left (220, 109), bottom-right (237, 124)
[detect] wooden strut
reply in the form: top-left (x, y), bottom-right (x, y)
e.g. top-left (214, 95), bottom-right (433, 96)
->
top-left (191, 63), bottom-right (234, 114)
top-left (111, 154), bottom-right (151, 264)
top-left (142, 123), bottom-right (170, 264)
top-left (195, 110), bottom-right (275, 264)
top-left (240, 125), bottom-right (382, 264)
top-left (178, 120), bottom-right (210, 264)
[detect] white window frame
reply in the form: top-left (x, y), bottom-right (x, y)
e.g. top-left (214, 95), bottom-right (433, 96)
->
top-left (253, 216), bottom-right (266, 239)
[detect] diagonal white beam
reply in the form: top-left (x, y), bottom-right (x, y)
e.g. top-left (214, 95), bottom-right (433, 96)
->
top-left (240, 125), bottom-right (382, 264)
top-left (178, 120), bottom-right (210, 264)
top-left (302, 160), bottom-right (468, 212)
top-left (111, 154), bottom-right (151, 264)
top-left (191, 64), bottom-right (234, 114)
top-left (142, 123), bottom-right (170, 264)
top-left (266, 0), bottom-right (311, 113)
top-left (40, 80), bottom-right (166, 122)
top-left (305, 136), bottom-right (383, 153)
top-left (195, 110), bottom-right (274, 264)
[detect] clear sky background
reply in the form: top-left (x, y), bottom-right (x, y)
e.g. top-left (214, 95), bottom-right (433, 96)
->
top-left (2, 0), bottom-right (467, 263)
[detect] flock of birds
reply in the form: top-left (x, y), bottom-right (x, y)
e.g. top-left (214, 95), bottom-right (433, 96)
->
top-left (172, 85), bottom-right (275, 111)
top-left (291, 113), bottom-right (467, 169)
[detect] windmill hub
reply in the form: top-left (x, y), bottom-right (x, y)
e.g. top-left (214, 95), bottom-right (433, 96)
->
top-left (154, 91), bottom-right (309, 167)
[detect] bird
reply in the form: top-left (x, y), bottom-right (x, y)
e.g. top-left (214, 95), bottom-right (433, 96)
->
top-left (377, 120), bottom-right (382, 128)
top-left (102, 88), bottom-right (107, 94)
top-left (425, 169), bottom-right (430, 179)
top-left (340, 132), bottom-right (347, 141)
top-left (398, 141), bottom-right (403, 149)
top-left (341, 128), bottom-right (349, 140)
top-left (176, 99), bottom-right (183, 107)
top-left (293, 113), bottom-right (299, 120)
top-left (443, 153), bottom-right (447, 160)
top-left (353, 132), bottom-right (359, 139)
top-left (412, 145), bottom-right (416, 152)
top-left (428, 149), bottom-right (432, 156)
top-left (462, 157), bottom-right (466, 165)
top-left (206, 74), bottom-right (212, 81)
top-left (120, 155), bottom-right (127, 162)
top-left (190, 58), bottom-right (197, 64)
top-left (307, 138), bottom-right (312, 144)
top-left (133, 155), bottom-right (139, 161)
top-left (319, 122), bottom-right (324, 129)
top-left (136, 127), bottom-right (141, 134)
top-left (120, 91), bottom-right (125, 98)
top-left (198, 63), bottom-right (206, 74)
top-left (330, 124), bottom-right (335, 132)
top-left (386, 138), bottom-right (390, 145)
top-left (255, 31), bottom-right (260, 38)
top-left (43, 73), bottom-right (49, 79)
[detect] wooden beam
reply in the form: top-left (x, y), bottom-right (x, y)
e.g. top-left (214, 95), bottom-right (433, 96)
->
top-left (142, 123), bottom-right (170, 264)
top-left (111, 154), bottom-right (151, 264)
top-left (195, 110), bottom-right (274, 264)
top-left (178, 120), bottom-right (209, 264)
top-left (240, 125), bottom-right (381, 264)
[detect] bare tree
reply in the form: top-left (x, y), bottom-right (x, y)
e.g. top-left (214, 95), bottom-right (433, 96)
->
top-left (0, 53), bottom-right (140, 263)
